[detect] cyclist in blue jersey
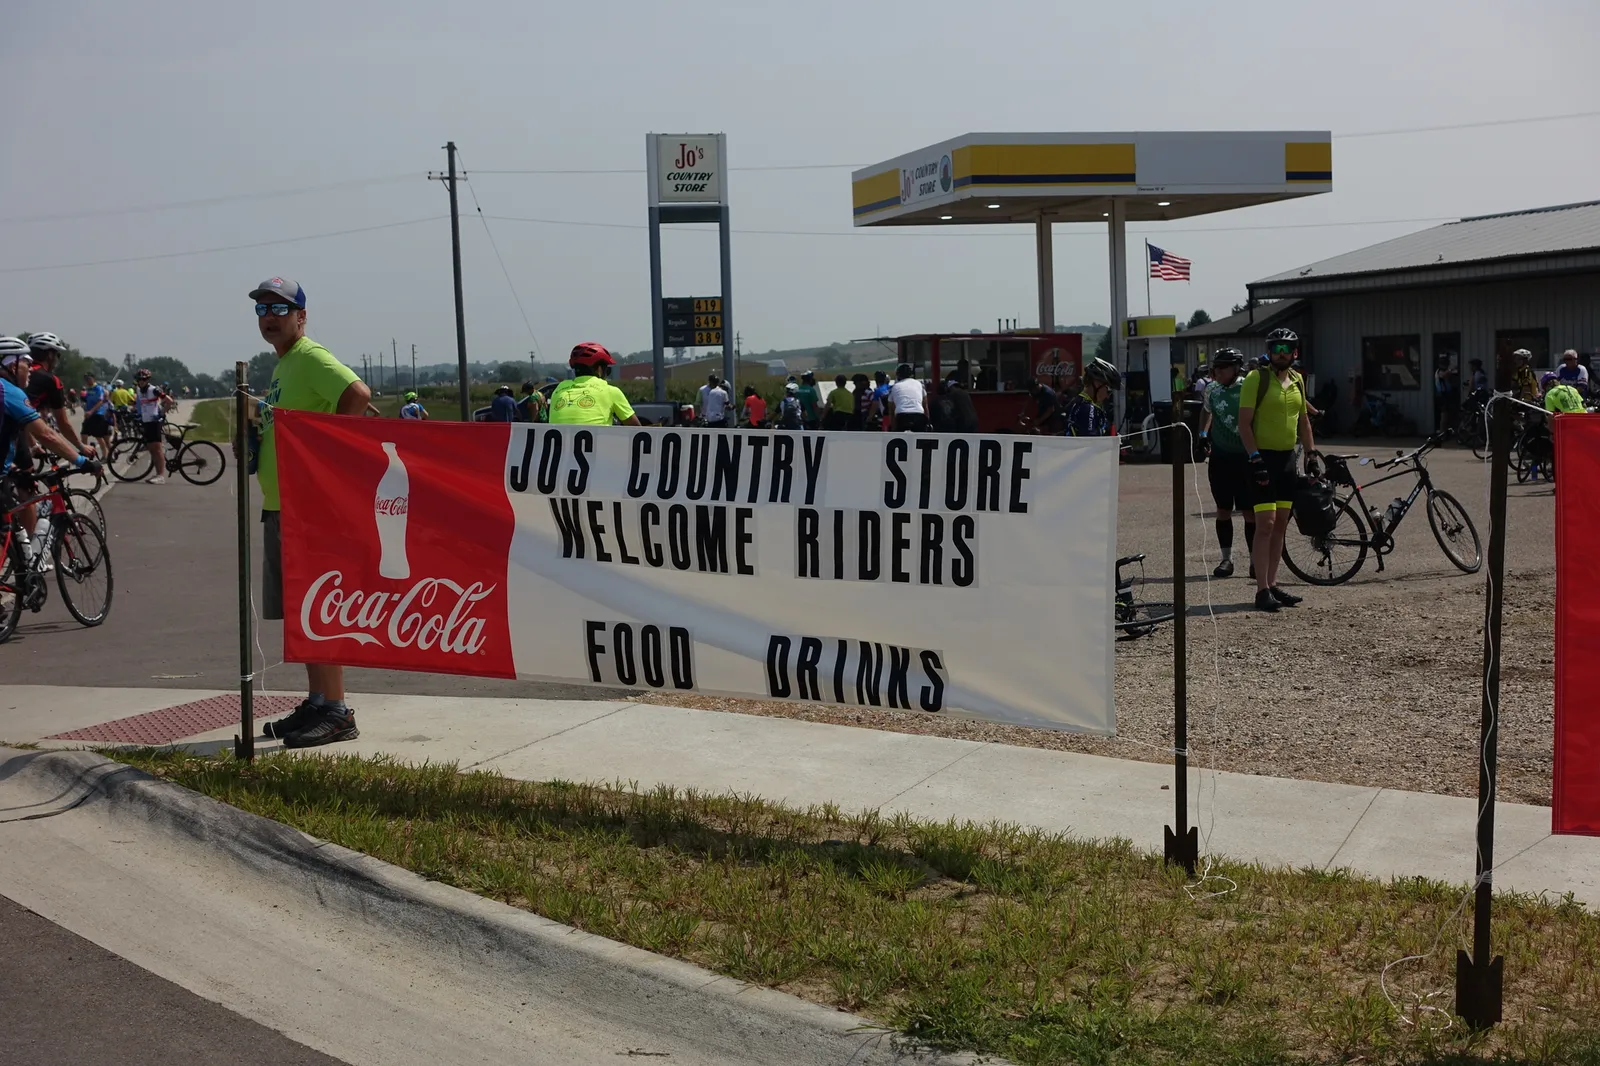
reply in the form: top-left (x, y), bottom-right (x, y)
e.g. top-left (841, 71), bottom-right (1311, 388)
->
top-left (1062, 358), bottom-right (1120, 437)
top-left (1, 339), bottom-right (98, 543)
top-left (80, 371), bottom-right (114, 459)
top-left (399, 391), bottom-right (429, 420)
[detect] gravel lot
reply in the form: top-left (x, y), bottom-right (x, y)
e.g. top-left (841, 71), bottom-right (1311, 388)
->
top-left (631, 441), bottom-right (1559, 805)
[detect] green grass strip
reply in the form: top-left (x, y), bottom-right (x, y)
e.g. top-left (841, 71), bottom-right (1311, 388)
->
top-left (113, 750), bottom-right (1600, 1065)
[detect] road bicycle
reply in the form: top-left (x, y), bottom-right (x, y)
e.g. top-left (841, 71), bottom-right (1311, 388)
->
top-left (109, 420), bottom-right (227, 486)
top-left (1282, 433), bottom-right (1481, 586)
top-left (1, 465), bottom-right (114, 643)
top-left (1115, 553), bottom-right (1174, 639)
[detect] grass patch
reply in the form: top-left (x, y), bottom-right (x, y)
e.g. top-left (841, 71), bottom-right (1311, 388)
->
top-left (113, 750), bottom-right (1600, 1065)
top-left (186, 398), bottom-right (236, 441)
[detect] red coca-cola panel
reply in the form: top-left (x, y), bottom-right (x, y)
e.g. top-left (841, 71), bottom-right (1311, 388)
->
top-left (276, 410), bottom-right (518, 679)
top-left (1554, 416), bottom-right (1600, 835)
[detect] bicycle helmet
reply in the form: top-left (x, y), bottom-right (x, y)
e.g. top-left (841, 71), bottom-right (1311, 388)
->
top-left (1083, 357), bottom-right (1122, 389)
top-left (1211, 347), bottom-right (1244, 369)
top-left (113, 378), bottom-right (124, 386)
top-left (1513, 348), bottom-right (1532, 361)
top-left (495, 384), bottom-right (513, 396)
top-left (1539, 372), bottom-right (1559, 391)
top-left (135, 367), bottom-right (152, 380)
top-left (0, 336), bottom-right (32, 368)
top-left (568, 341), bottom-right (615, 373)
top-left (1266, 327), bottom-right (1299, 346)
top-left (784, 381), bottom-right (799, 393)
top-left (26, 331), bottom-right (66, 353)
top-left (403, 391), bottom-right (418, 402)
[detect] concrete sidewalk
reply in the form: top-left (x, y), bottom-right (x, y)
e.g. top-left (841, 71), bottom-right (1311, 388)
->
top-left (5, 684), bottom-right (1597, 907)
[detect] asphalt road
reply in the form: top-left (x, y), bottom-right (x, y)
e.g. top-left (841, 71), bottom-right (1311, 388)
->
top-left (2, 473), bottom-right (617, 700)
top-left (0, 894), bottom-right (348, 1066)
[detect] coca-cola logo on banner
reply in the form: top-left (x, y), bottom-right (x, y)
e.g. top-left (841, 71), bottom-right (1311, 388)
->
top-left (300, 571), bottom-right (496, 655)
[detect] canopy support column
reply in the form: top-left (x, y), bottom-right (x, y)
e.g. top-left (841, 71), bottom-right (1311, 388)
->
top-left (1107, 198), bottom-right (1129, 430)
top-left (1035, 215), bottom-right (1055, 333)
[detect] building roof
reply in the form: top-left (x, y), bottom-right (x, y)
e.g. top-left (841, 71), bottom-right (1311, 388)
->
top-left (1177, 299), bottom-right (1304, 339)
top-left (1250, 201), bottom-right (1600, 299)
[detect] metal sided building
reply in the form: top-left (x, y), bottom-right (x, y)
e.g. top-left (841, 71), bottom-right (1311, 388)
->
top-left (1248, 200), bottom-right (1600, 430)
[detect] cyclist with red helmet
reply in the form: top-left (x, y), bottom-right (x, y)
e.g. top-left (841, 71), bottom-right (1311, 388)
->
top-left (548, 343), bottom-right (642, 426)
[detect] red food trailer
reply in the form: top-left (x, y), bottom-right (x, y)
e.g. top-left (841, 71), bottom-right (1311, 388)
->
top-left (894, 331), bottom-right (1082, 433)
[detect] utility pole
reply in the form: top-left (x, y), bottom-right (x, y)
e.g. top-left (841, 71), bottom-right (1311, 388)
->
top-left (413, 344), bottom-right (418, 390)
top-left (428, 142), bottom-right (470, 420)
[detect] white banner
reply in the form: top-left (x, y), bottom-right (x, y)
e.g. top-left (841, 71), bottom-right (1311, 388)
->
top-left (501, 427), bottom-right (1117, 734)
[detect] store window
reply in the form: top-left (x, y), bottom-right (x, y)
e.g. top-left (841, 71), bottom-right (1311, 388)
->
top-left (1361, 334), bottom-right (1422, 390)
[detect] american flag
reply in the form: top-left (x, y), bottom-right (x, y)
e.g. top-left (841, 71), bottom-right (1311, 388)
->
top-left (1148, 244), bottom-right (1192, 281)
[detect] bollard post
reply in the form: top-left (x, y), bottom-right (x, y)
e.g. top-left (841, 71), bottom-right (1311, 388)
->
top-left (234, 362), bottom-right (255, 762)
top-left (1164, 415), bottom-right (1197, 876)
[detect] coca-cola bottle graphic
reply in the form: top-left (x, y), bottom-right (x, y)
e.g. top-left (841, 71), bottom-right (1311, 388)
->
top-left (375, 442), bottom-right (411, 580)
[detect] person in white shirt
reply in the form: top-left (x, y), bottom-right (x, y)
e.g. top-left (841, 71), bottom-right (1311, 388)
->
top-left (888, 363), bottom-right (929, 432)
top-left (697, 374), bottom-right (731, 427)
top-left (132, 367), bottom-right (173, 483)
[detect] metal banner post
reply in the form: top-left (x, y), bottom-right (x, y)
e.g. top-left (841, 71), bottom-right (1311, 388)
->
top-left (1457, 392), bottom-right (1509, 1028)
top-left (1163, 417), bottom-right (1196, 875)
top-left (233, 362), bottom-right (255, 762)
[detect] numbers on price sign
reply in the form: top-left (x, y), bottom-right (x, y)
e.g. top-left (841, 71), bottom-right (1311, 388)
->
top-left (695, 330), bottom-right (723, 346)
top-left (693, 297), bottom-right (722, 313)
top-left (694, 314), bottom-right (722, 329)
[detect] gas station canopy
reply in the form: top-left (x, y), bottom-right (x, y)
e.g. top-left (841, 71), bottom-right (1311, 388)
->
top-left (849, 131), bottom-right (1332, 428)
top-left (851, 131), bottom-right (1332, 226)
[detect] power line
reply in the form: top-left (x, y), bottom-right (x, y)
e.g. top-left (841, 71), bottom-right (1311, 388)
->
top-left (482, 212), bottom-right (1458, 238)
top-left (468, 111), bottom-right (1600, 175)
top-left (1340, 110), bottom-right (1600, 139)
top-left (0, 216), bottom-right (445, 273)
top-left (452, 150), bottom-right (544, 359)
top-left (0, 174), bottom-right (417, 226)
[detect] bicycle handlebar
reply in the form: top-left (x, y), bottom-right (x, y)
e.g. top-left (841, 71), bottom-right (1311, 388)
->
top-left (1369, 430), bottom-right (1448, 470)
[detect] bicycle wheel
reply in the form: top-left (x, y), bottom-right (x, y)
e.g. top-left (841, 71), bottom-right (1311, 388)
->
top-left (1281, 495), bottom-right (1369, 585)
top-left (174, 440), bottom-right (226, 486)
top-left (1426, 490), bottom-right (1481, 573)
top-left (1115, 600), bottom-right (1175, 638)
top-left (61, 488), bottom-right (107, 538)
top-left (0, 545), bottom-right (22, 644)
top-left (53, 514), bottom-right (112, 627)
top-left (109, 439), bottom-right (153, 482)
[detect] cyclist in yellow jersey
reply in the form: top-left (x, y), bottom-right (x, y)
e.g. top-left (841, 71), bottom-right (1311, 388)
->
top-left (548, 342), bottom-right (642, 426)
top-left (1238, 327), bottom-right (1318, 614)
top-left (1510, 349), bottom-right (1540, 401)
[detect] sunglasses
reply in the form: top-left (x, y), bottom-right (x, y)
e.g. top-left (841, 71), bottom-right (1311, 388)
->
top-left (255, 302), bottom-right (297, 317)
top-left (1268, 342), bottom-right (1296, 355)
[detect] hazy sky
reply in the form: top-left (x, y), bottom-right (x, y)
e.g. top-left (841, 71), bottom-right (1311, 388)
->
top-left (4, 0), bottom-right (1597, 376)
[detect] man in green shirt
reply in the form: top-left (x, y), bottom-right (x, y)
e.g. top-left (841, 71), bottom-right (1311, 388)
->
top-left (1238, 328), bottom-right (1317, 613)
top-left (796, 371), bottom-right (821, 430)
top-left (1198, 348), bottom-right (1254, 579)
top-left (249, 277), bottom-right (372, 748)
top-left (548, 343), bottom-right (642, 426)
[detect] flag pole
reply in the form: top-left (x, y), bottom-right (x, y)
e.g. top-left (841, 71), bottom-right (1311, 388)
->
top-left (1145, 240), bottom-right (1153, 317)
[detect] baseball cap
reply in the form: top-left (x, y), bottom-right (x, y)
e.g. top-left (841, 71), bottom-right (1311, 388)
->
top-left (248, 276), bottom-right (306, 308)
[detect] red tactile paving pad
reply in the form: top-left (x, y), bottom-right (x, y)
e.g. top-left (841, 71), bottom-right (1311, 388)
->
top-left (45, 694), bottom-right (303, 744)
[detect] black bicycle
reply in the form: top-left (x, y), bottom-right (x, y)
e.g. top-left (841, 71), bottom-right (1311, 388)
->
top-left (1282, 433), bottom-right (1481, 585)
top-left (109, 420), bottom-right (226, 485)
top-left (1115, 553), bottom-right (1174, 639)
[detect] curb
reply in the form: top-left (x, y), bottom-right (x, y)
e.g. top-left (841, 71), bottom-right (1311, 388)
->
top-left (0, 747), bottom-right (997, 1066)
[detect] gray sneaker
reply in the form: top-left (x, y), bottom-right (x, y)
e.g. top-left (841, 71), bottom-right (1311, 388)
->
top-left (284, 708), bottom-right (359, 748)
top-left (262, 698), bottom-right (320, 739)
